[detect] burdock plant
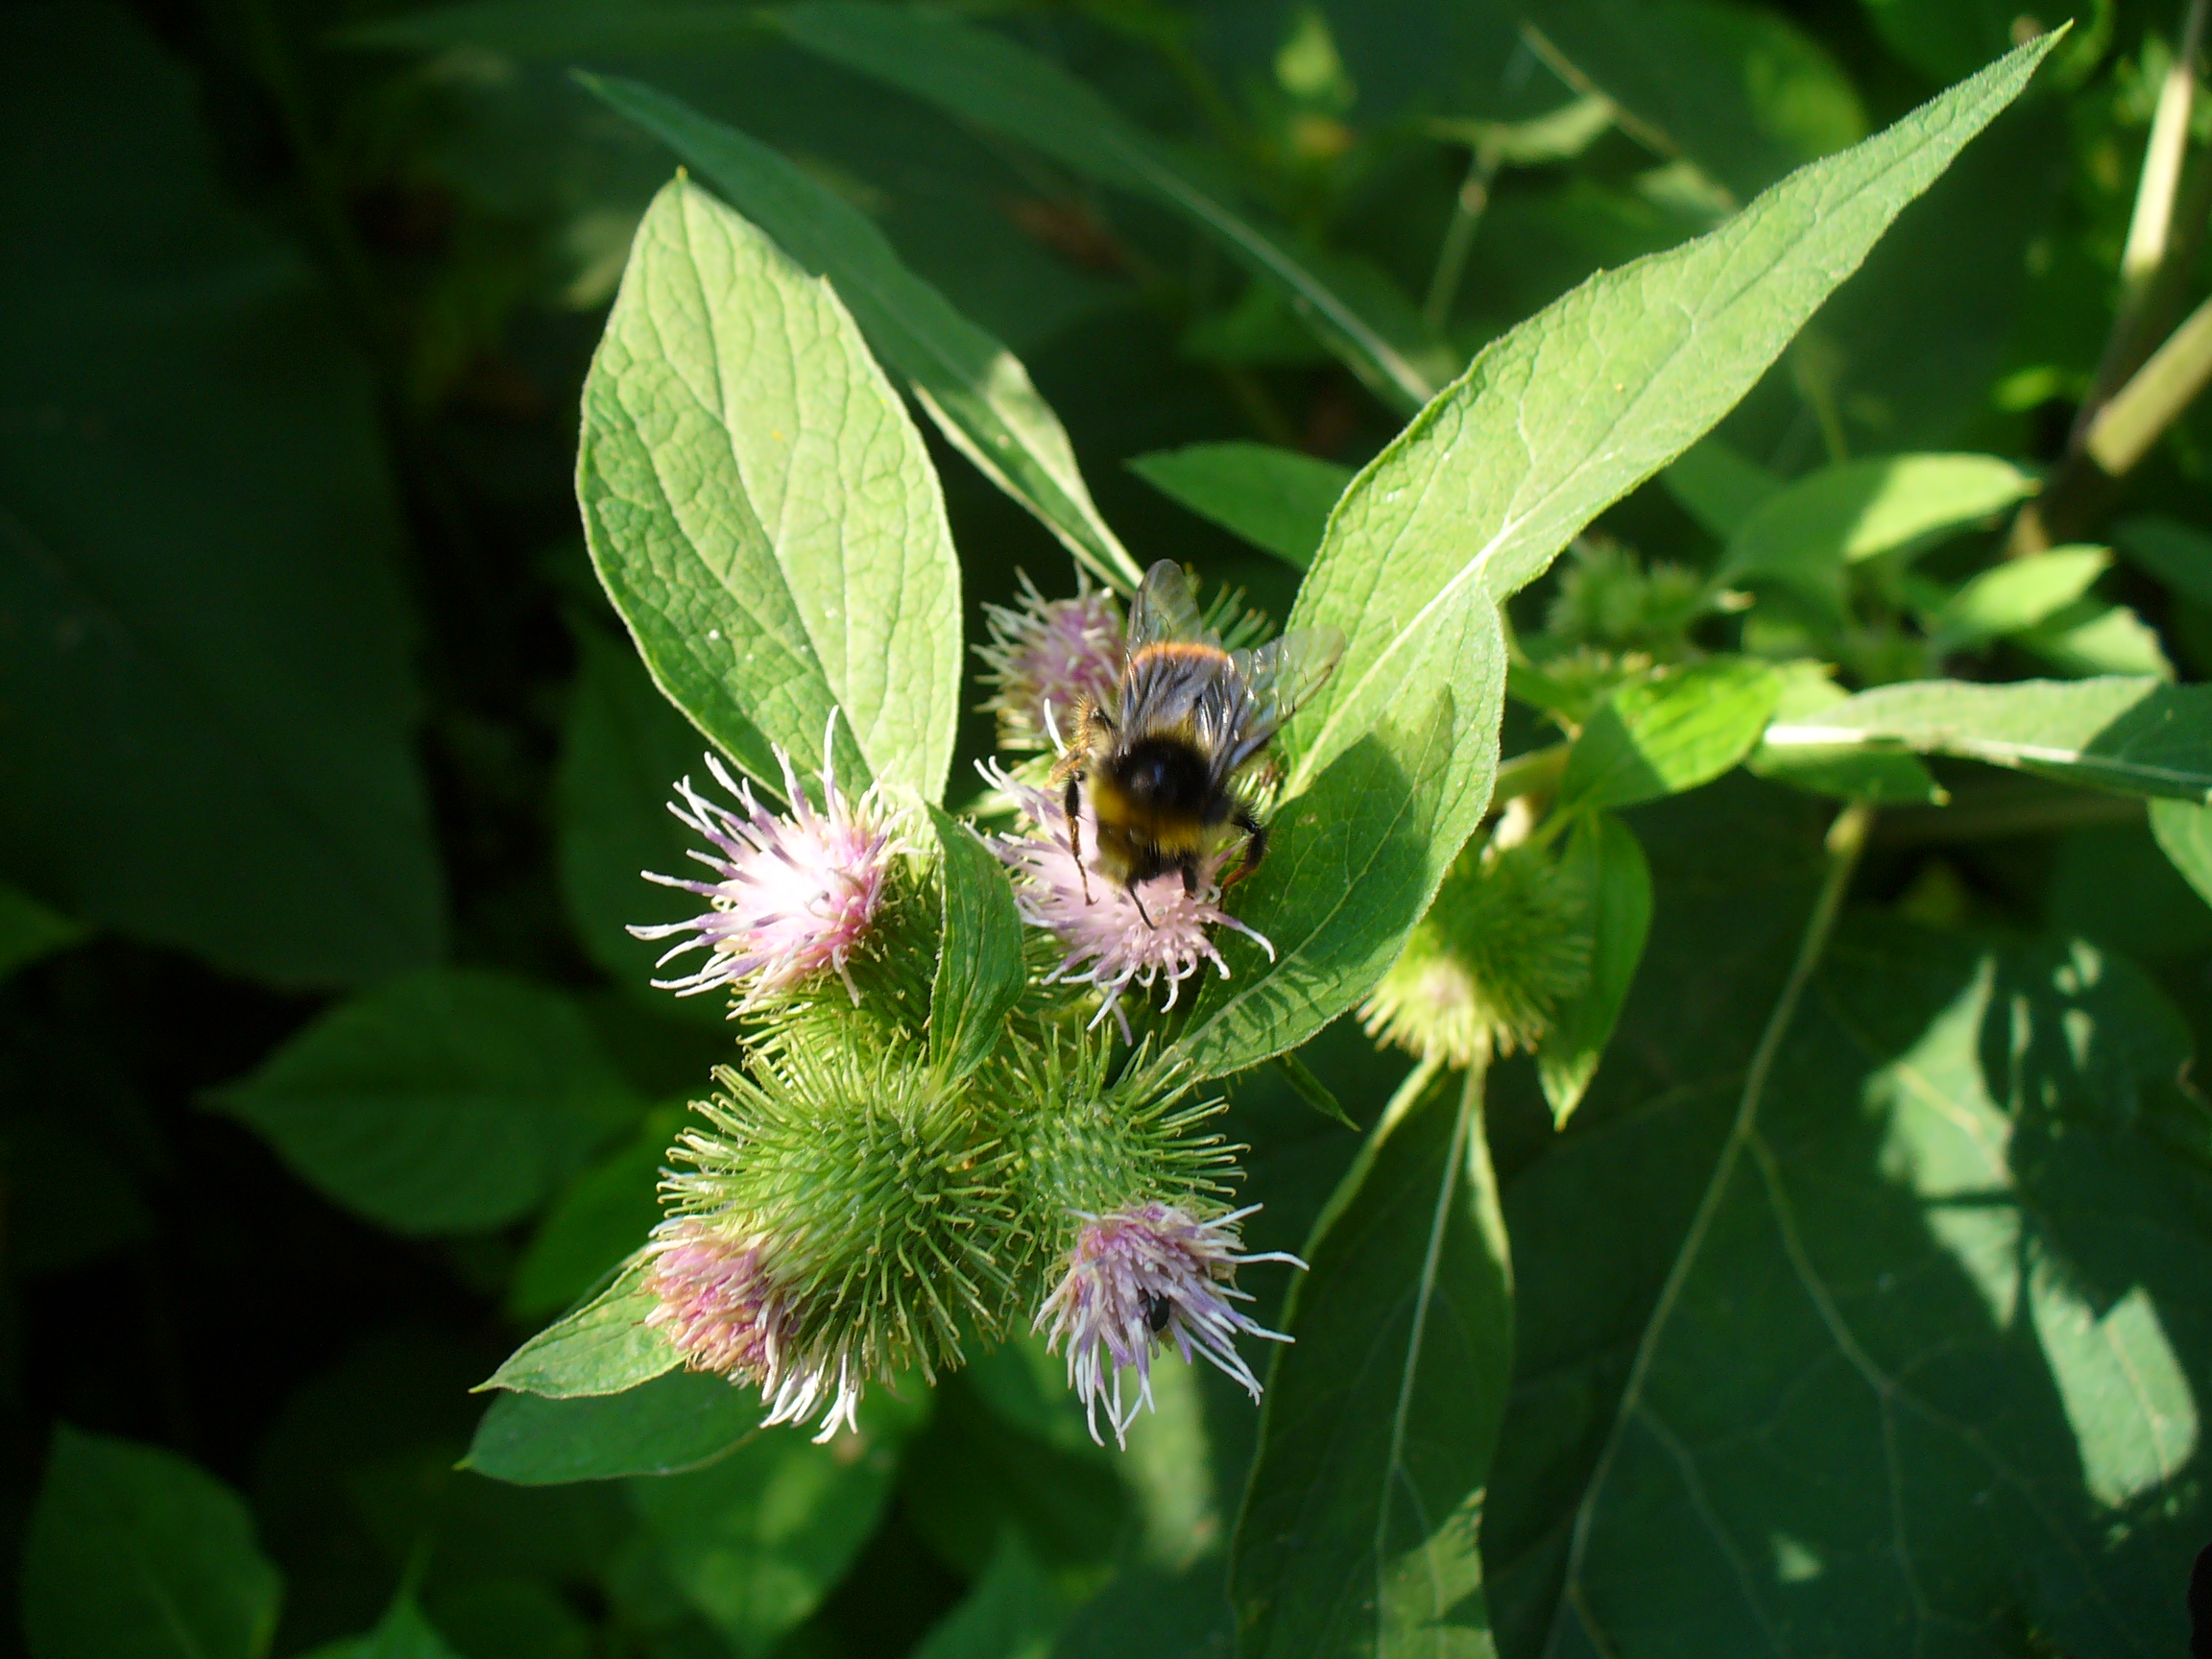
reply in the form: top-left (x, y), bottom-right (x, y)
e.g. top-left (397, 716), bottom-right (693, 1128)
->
top-left (475, 33), bottom-right (2083, 1650)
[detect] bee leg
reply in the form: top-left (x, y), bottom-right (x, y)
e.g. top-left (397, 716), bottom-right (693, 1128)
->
top-left (1129, 882), bottom-right (1156, 930)
top-left (1063, 776), bottom-right (1093, 904)
top-left (1181, 859), bottom-right (1200, 899)
top-left (1225, 806), bottom-right (1268, 887)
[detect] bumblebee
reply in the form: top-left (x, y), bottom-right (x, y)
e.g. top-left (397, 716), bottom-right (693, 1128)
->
top-left (1057, 561), bottom-right (1343, 918)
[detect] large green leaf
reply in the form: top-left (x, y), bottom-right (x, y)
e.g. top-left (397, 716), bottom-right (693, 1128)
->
top-left (209, 969), bottom-right (639, 1236)
top-left (1555, 660), bottom-right (1783, 815)
top-left (1286, 36), bottom-right (2056, 839)
top-left (306, 1597), bottom-right (468, 1659)
top-left (1504, 915), bottom-right (2212, 1656)
top-left (1716, 452), bottom-right (2035, 613)
top-left (926, 805), bottom-right (1028, 1085)
top-left (466, 1369), bottom-right (760, 1484)
top-left (1233, 1062), bottom-right (1514, 1659)
top-left (1744, 661), bottom-right (1945, 805)
top-left (22, 1427), bottom-right (282, 1659)
top-left (578, 174), bottom-right (961, 800)
top-left (0, 2), bottom-right (443, 989)
top-left (1925, 544), bottom-right (2110, 647)
top-left (2149, 798), bottom-right (2212, 910)
top-left (1127, 444), bottom-right (1355, 571)
top-left (769, 2), bottom-right (1446, 410)
top-left (579, 74), bottom-right (1141, 593)
top-left (1759, 677), bottom-right (2212, 802)
top-left (628, 1395), bottom-right (926, 1657)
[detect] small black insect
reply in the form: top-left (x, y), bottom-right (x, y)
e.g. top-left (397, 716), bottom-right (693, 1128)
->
top-left (1142, 1290), bottom-right (1172, 1335)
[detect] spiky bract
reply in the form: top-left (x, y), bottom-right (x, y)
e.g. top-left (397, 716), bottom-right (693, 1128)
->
top-left (1361, 839), bottom-right (1592, 1068)
top-left (658, 1039), bottom-right (1019, 1427)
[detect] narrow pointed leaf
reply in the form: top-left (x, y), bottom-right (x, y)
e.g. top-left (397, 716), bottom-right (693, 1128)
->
top-left (1232, 1064), bottom-right (1514, 1658)
top-left (578, 175), bottom-right (961, 799)
top-left (1538, 814), bottom-right (1653, 1127)
top-left (1286, 36), bottom-right (2057, 846)
top-left (1760, 676), bottom-right (2212, 801)
top-left (483, 1260), bottom-right (681, 1398)
top-left (581, 73), bottom-right (1141, 593)
top-left (926, 804), bottom-right (1028, 1084)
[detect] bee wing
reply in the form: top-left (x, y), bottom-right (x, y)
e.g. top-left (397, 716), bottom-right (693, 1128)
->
top-left (1218, 626), bottom-right (1347, 774)
top-left (1126, 561), bottom-right (1214, 650)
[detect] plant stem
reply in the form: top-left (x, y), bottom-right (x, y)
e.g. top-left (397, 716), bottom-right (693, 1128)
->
top-left (2120, 0), bottom-right (2209, 305)
top-left (1424, 145), bottom-right (1500, 330)
top-left (2085, 289), bottom-right (2212, 474)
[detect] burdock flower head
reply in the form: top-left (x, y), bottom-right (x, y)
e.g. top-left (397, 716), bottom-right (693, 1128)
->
top-left (976, 572), bottom-right (1124, 755)
top-left (1360, 834), bottom-right (1592, 1068)
top-left (631, 714), bottom-right (908, 1009)
top-left (1037, 1201), bottom-right (1299, 1447)
top-left (982, 764), bottom-right (1272, 1038)
top-left (642, 1216), bottom-right (861, 1441)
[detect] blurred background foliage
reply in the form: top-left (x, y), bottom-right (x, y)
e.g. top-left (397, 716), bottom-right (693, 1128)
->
top-left (11, 0), bottom-right (2212, 1653)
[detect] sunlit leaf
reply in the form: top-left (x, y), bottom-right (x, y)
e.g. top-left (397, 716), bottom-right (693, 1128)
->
top-left (2150, 798), bottom-right (2212, 911)
top-left (581, 74), bottom-right (1142, 592)
top-left (1555, 659), bottom-right (1783, 814)
top-left (1760, 676), bottom-right (2212, 801)
top-left (23, 1427), bottom-right (282, 1659)
top-left (578, 174), bottom-right (961, 799)
top-left (1717, 451), bottom-right (2036, 613)
top-left (484, 1260), bottom-right (681, 1398)
top-left (1926, 543), bottom-right (2109, 646)
top-left (2015, 601), bottom-right (2175, 680)
top-left (1744, 661), bottom-right (1945, 805)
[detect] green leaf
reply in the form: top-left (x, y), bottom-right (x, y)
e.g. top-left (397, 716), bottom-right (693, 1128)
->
top-left (484, 1259), bottom-right (681, 1398)
top-left (23, 1426), bottom-right (282, 1659)
top-left (1556, 659), bottom-right (1784, 815)
top-left (1537, 814), bottom-right (1653, 1127)
top-left (1717, 452), bottom-right (2036, 613)
top-left (1759, 676), bottom-right (2212, 801)
top-left (926, 805), bottom-right (1028, 1084)
top-left (466, 1369), bottom-right (760, 1484)
top-left (209, 969), bottom-right (639, 1237)
top-left (911, 1535), bottom-right (1068, 1659)
top-left (1232, 1063), bottom-right (1513, 1658)
top-left (1927, 542), bottom-right (2109, 645)
top-left (1127, 444), bottom-right (1354, 570)
top-left (1661, 436), bottom-right (1781, 538)
top-left (510, 1103), bottom-right (683, 1321)
top-left (579, 74), bottom-right (1141, 593)
top-left (2015, 600), bottom-right (2175, 680)
top-left (1286, 36), bottom-right (2056, 852)
top-left (769, 2), bottom-right (1445, 411)
top-left (1168, 696), bottom-right (1457, 1083)
top-left (2114, 513), bottom-right (2212, 608)
top-left (556, 625), bottom-right (730, 1021)
top-left (0, 882), bottom-right (84, 983)
top-left (578, 174), bottom-right (961, 800)
top-left (2150, 797), bottom-right (2212, 910)
top-left (1501, 917), bottom-right (2212, 1654)
top-left (0, 2), bottom-right (443, 989)
top-left (1744, 661), bottom-right (1946, 805)
top-left (629, 1395), bottom-right (925, 1657)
